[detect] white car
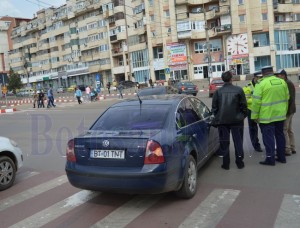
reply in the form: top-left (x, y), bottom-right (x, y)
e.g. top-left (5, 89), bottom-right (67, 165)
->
top-left (0, 137), bottom-right (23, 191)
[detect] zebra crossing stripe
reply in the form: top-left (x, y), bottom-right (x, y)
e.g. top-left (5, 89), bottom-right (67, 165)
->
top-left (16, 171), bottom-right (39, 180)
top-left (0, 175), bottom-right (67, 212)
top-left (274, 194), bottom-right (300, 228)
top-left (179, 189), bottom-right (240, 228)
top-left (9, 190), bottom-right (99, 228)
top-left (91, 195), bottom-right (163, 228)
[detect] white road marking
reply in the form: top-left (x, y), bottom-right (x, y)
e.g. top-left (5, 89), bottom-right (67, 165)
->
top-left (0, 175), bottom-right (68, 212)
top-left (179, 189), bottom-right (240, 228)
top-left (9, 190), bottom-right (99, 228)
top-left (274, 194), bottom-right (300, 228)
top-left (16, 171), bottom-right (39, 180)
top-left (91, 195), bottom-right (163, 228)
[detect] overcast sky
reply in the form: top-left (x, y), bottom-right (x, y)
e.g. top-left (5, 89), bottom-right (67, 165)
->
top-left (0, 0), bottom-right (66, 19)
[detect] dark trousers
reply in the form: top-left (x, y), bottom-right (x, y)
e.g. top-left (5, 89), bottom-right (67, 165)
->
top-left (76, 96), bottom-right (82, 104)
top-left (259, 121), bottom-right (286, 163)
top-left (47, 96), bottom-right (55, 107)
top-left (218, 122), bottom-right (244, 166)
top-left (247, 109), bottom-right (261, 150)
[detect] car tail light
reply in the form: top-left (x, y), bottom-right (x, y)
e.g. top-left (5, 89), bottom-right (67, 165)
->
top-left (144, 140), bottom-right (165, 164)
top-left (209, 84), bottom-right (216, 90)
top-left (181, 86), bottom-right (185, 91)
top-left (66, 139), bottom-right (76, 162)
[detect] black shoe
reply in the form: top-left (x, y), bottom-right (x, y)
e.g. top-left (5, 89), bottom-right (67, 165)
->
top-left (255, 147), bottom-right (263, 152)
top-left (221, 164), bottom-right (230, 170)
top-left (236, 162), bottom-right (245, 169)
top-left (292, 151), bottom-right (296, 154)
top-left (259, 160), bottom-right (275, 166)
top-left (285, 153), bottom-right (291, 156)
top-left (275, 158), bottom-right (286, 163)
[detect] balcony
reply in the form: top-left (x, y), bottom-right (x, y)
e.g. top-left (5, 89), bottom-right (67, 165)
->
top-left (277, 3), bottom-right (294, 13)
top-left (213, 24), bottom-right (232, 35)
top-left (112, 47), bottom-right (124, 56)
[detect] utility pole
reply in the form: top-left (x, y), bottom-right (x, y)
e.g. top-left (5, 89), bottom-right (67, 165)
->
top-left (123, 2), bottom-right (133, 81)
top-left (203, 4), bottom-right (212, 85)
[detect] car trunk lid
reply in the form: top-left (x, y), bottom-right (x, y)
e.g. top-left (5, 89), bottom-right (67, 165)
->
top-left (74, 130), bottom-right (160, 167)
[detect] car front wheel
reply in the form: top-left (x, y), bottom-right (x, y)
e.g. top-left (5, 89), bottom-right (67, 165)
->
top-left (0, 156), bottom-right (17, 191)
top-left (175, 155), bottom-right (197, 199)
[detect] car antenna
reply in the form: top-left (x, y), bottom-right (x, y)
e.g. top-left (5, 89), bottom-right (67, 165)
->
top-left (137, 93), bottom-right (142, 105)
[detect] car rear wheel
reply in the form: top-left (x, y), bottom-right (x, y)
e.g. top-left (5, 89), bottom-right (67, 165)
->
top-left (0, 156), bottom-right (17, 191)
top-left (175, 155), bottom-right (197, 199)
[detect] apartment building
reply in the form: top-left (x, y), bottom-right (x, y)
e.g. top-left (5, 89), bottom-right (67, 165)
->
top-left (0, 16), bottom-right (30, 85)
top-left (7, 0), bottom-right (300, 89)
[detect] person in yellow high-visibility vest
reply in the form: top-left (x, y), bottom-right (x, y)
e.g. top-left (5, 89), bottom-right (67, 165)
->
top-left (243, 71), bottom-right (263, 152)
top-left (251, 66), bottom-right (289, 166)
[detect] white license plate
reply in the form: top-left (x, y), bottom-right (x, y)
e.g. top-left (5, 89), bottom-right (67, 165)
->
top-left (90, 150), bottom-right (125, 159)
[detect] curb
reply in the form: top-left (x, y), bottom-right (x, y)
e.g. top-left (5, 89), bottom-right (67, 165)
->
top-left (0, 108), bottom-right (17, 114)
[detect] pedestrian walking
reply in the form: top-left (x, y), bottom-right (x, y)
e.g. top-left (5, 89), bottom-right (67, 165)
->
top-left (149, 78), bottom-right (153, 88)
top-left (243, 71), bottom-right (263, 152)
top-left (211, 71), bottom-right (248, 170)
top-left (85, 85), bottom-right (91, 101)
top-left (117, 84), bottom-right (123, 99)
top-left (33, 90), bottom-right (38, 108)
top-left (47, 86), bottom-right (56, 108)
top-left (107, 82), bottom-right (111, 94)
top-left (75, 87), bottom-right (82, 104)
top-left (275, 69), bottom-right (296, 155)
top-left (38, 90), bottom-right (45, 108)
top-left (251, 66), bottom-right (289, 166)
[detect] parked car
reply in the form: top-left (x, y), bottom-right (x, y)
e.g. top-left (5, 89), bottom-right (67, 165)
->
top-left (67, 85), bottom-right (77, 92)
top-left (209, 78), bottom-right (224, 98)
top-left (174, 81), bottom-right (198, 96)
top-left (56, 87), bottom-right (65, 93)
top-left (65, 95), bottom-right (219, 198)
top-left (0, 137), bottom-right (23, 191)
top-left (16, 89), bottom-right (32, 97)
top-left (119, 80), bottom-right (138, 89)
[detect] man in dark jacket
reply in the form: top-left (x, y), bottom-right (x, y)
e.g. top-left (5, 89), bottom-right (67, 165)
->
top-left (275, 69), bottom-right (296, 155)
top-left (212, 71), bottom-right (248, 170)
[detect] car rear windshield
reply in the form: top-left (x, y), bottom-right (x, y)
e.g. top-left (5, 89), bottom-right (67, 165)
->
top-left (91, 104), bottom-right (171, 130)
top-left (181, 82), bottom-right (194, 86)
top-left (212, 80), bottom-right (224, 84)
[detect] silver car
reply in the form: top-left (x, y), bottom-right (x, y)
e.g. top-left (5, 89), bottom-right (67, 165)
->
top-left (0, 137), bottom-right (23, 191)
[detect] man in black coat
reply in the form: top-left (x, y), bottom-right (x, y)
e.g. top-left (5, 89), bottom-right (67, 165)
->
top-left (275, 69), bottom-right (296, 155)
top-left (212, 71), bottom-right (248, 170)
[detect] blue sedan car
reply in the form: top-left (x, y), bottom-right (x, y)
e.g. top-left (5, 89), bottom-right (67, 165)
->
top-left (65, 95), bottom-right (219, 198)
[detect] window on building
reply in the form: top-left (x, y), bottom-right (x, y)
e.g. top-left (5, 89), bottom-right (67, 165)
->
top-left (253, 33), bottom-right (270, 47)
top-left (164, 10), bottom-right (170, 17)
top-left (194, 39), bottom-right (221, 53)
top-left (239, 15), bottom-right (245, 23)
top-left (155, 70), bottom-right (166, 80)
top-left (150, 15), bottom-right (155, 21)
top-left (118, 57), bottom-right (124, 66)
top-left (153, 47), bottom-right (163, 59)
top-left (238, 0), bottom-right (244, 4)
top-left (261, 0), bottom-right (267, 3)
top-left (254, 56), bottom-right (271, 71)
top-left (262, 13), bottom-right (268, 21)
top-left (131, 49), bottom-right (149, 68)
top-left (149, 0), bottom-right (154, 7)
top-left (194, 66), bottom-right (203, 74)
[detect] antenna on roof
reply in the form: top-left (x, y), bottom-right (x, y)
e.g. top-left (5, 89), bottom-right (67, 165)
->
top-left (136, 92), bottom-right (142, 105)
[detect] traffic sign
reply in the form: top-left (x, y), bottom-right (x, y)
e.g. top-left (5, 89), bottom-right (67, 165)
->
top-left (165, 68), bottom-right (170, 74)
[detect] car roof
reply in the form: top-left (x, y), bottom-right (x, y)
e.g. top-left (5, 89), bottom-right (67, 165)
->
top-left (112, 94), bottom-right (188, 107)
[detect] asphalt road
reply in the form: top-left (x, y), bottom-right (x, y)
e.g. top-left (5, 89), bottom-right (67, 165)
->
top-left (0, 90), bottom-right (300, 227)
